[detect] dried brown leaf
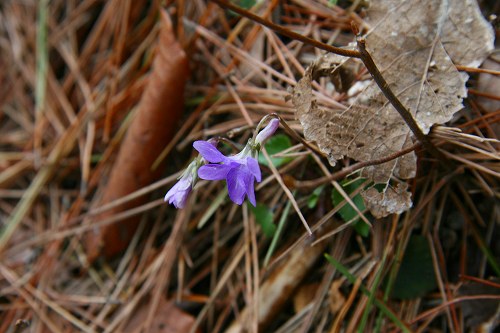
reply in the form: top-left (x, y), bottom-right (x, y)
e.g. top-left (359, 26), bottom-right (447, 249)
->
top-left (366, 0), bottom-right (494, 68)
top-left (85, 10), bottom-right (189, 260)
top-left (292, 0), bottom-right (493, 217)
top-left (360, 183), bottom-right (412, 219)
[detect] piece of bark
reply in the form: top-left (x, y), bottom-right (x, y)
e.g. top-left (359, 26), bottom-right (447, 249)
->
top-left (224, 238), bottom-right (329, 333)
top-left (85, 10), bottom-right (189, 260)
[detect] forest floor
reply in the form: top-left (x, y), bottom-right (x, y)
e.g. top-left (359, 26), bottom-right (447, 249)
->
top-left (0, 1), bottom-right (499, 332)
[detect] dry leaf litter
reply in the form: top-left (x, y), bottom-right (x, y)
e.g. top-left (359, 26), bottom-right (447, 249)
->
top-left (292, 0), bottom-right (494, 217)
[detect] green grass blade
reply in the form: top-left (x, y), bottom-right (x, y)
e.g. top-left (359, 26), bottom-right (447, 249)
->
top-left (358, 250), bottom-right (388, 332)
top-left (264, 197), bottom-right (293, 266)
top-left (324, 254), bottom-right (412, 333)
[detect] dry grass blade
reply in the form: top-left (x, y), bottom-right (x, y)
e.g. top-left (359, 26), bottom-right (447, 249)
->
top-left (0, 107), bottom-right (92, 252)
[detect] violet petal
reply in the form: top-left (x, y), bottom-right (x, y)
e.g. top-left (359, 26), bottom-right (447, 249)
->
top-left (198, 164), bottom-right (232, 180)
top-left (245, 177), bottom-right (256, 206)
top-left (193, 140), bottom-right (227, 163)
top-left (164, 178), bottom-right (192, 209)
top-left (164, 184), bottom-right (178, 202)
top-left (227, 167), bottom-right (250, 205)
top-left (246, 157), bottom-right (261, 182)
top-left (255, 118), bottom-right (279, 144)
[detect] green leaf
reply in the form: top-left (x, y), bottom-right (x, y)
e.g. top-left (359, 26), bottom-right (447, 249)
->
top-left (391, 235), bottom-right (437, 299)
top-left (250, 204), bottom-right (276, 237)
top-left (258, 134), bottom-right (293, 168)
top-left (352, 219), bottom-right (370, 238)
top-left (228, 0), bottom-right (257, 17)
top-left (236, 0), bottom-right (256, 9)
top-left (264, 198), bottom-right (293, 266)
top-left (308, 185), bottom-right (325, 209)
top-left (331, 178), bottom-right (370, 237)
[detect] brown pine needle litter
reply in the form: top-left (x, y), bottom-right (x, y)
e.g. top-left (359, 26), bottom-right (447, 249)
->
top-left (0, 1), bottom-right (499, 333)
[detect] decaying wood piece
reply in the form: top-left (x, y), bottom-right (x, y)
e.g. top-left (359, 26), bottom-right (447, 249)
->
top-left (224, 237), bottom-right (329, 333)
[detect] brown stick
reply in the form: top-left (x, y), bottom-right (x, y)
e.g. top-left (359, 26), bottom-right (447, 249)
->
top-left (294, 142), bottom-right (421, 189)
top-left (356, 37), bottom-right (446, 162)
top-left (456, 65), bottom-right (500, 76)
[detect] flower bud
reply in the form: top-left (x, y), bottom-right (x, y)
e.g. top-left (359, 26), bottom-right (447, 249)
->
top-left (164, 158), bottom-right (200, 208)
top-left (255, 118), bottom-right (279, 145)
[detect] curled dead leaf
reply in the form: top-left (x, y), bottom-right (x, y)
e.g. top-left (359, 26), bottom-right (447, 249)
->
top-left (311, 53), bottom-right (359, 93)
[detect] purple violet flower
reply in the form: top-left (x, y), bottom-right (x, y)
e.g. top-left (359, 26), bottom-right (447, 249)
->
top-left (164, 158), bottom-right (200, 208)
top-left (193, 118), bottom-right (279, 206)
top-left (164, 174), bottom-right (193, 208)
top-left (164, 117), bottom-right (279, 209)
top-left (194, 141), bottom-right (261, 206)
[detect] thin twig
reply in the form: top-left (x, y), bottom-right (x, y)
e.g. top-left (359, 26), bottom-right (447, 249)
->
top-left (272, 113), bottom-right (326, 158)
top-left (456, 65), bottom-right (500, 75)
top-left (468, 88), bottom-right (500, 101)
top-left (209, 0), bottom-right (361, 59)
top-left (356, 36), bottom-right (447, 162)
top-left (294, 142), bottom-right (421, 189)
